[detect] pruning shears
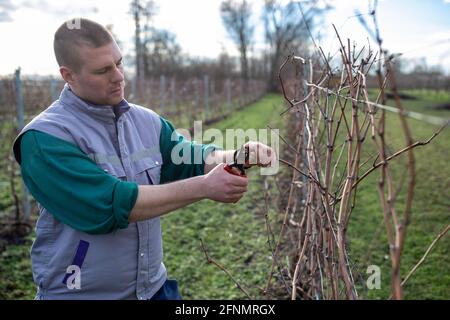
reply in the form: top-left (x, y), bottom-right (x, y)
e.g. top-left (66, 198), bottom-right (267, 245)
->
top-left (224, 145), bottom-right (249, 177)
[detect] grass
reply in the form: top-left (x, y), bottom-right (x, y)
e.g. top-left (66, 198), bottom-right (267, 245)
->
top-left (0, 90), bottom-right (448, 300)
top-left (345, 90), bottom-right (450, 299)
top-left (0, 234), bottom-right (35, 300)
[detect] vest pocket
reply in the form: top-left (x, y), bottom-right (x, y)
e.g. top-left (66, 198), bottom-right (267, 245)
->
top-left (133, 154), bottom-right (163, 185)
top-left (144, 165), bottom-right (161, 185)
top-left (31, 226), bottom-right (57, 291)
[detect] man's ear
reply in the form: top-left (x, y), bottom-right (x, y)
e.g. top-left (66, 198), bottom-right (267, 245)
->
top-left (59, 66), bottom-right (76, 85)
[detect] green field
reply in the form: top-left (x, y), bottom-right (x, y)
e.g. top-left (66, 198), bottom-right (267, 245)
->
top-left (348, 90), bottom-right (450, 299)
top-left (0, 91), bottom-right (448, 299)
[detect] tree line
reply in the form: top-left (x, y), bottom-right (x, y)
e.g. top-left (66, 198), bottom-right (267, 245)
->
top-left (129, 0), bottom-right (329, 92)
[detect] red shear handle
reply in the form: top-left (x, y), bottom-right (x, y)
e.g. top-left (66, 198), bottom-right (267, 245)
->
top-left (224, 164), bottom-right (247, 177)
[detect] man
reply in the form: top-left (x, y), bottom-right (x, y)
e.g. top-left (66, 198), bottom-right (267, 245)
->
top-left (12, 18), bottom-right (275, 300)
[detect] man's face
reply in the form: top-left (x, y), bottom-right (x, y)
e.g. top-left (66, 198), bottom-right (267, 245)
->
top-left (67, 41), bottom-right (125, 106)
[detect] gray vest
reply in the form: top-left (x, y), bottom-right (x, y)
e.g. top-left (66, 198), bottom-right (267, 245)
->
top-left (14, 84), bottom-right (166, 300)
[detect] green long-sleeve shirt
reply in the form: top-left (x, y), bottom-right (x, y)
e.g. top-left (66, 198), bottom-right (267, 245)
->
top-left (20, 117), bottom-right (218, 234)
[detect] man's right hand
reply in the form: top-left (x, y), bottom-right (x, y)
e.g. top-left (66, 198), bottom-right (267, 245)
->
top-left (202, 163), bottom-right (248, 203)
top-left (130, 163), bottom-right (249, 222)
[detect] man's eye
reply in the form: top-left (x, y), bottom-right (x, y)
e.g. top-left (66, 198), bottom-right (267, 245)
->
top-left (96, 69), bottom-right (107, 74)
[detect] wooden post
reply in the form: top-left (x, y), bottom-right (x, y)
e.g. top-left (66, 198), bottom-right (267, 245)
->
top-left (160, 75), bottom-right (166, 113)
top-left (227, 78), bottom-right (232, 114)
top-left (50, 78), bottom-right (59, 101)
top-left (170, 77), bottom-right (176, 113)
top-left (14, 68), bottom-right (31, 221)
top-left (204, 75), bottom-right (209, 121)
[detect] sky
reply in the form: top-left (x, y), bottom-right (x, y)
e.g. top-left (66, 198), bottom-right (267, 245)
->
top-left (0, 0), bottom-right (449, 76)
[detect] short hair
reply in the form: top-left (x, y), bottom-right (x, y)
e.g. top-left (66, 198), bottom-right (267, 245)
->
top-left (54, 18), bottom-right (114, 72)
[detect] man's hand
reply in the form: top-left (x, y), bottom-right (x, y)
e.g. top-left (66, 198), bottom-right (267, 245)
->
top-left (130, 163), bottom-right (248, 222)
top-left (204, 141), bottom-right (277, 174)
top-left (243, 141), bottom-right (277, 169)
top-left (203, 163), bottom-right (248, 203)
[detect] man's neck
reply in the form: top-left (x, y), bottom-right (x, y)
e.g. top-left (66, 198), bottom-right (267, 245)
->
top-left (67, 85), bottom-right (107, 107)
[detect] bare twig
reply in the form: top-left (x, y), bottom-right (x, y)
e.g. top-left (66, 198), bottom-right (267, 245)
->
top-left (401, 224), bottom-right (450, 288)
top-left (200, 238), bottom-right (253, 299)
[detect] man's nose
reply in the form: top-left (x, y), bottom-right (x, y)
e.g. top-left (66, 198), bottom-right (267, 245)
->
top-left (112, 65), bottom-right (124, 83)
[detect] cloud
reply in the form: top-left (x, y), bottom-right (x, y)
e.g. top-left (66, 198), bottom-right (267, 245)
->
top-left (0, 10), bottom-right (12, 22)
top-left (0, 0), bottom-right (16, 10)
top-left (0, 0), bottom-right (97, 23)
top-left (22, 0), bottom-right (98, 16)
top-left (0, 0), bottom-right (17, 22)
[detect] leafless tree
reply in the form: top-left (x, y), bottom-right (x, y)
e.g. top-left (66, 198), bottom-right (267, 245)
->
top-left (263, 0), bottom-right (329, 92)
top-left (143, 28), bottom-right (182, 77)
top-left (220, 0), bottom-right (254, 82)
top-left (130, 0), bottom-right (157, 79)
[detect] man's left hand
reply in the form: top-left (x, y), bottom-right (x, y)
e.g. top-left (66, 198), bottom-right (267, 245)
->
top-left (243, 141), bottom-right (277, 169)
